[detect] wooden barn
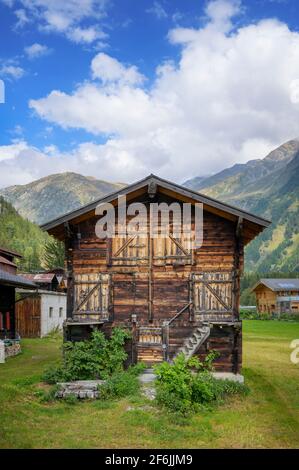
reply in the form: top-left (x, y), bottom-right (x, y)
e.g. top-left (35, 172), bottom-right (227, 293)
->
top-left (252, 278), bottom-right (299, 316)
top-left (41, 175), bottom-right (270, 373)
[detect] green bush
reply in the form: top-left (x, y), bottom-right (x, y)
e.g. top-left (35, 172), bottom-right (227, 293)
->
top-left (98, 363), bottom-right (146, 400)
top-left (42, 327), bottom-right (131, 384)
top-left (154, 354), bottom-right (248, 416)
top-left (42, 365), bottom-right (68, 384)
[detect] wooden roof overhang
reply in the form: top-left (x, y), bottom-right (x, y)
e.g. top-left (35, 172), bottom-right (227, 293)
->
top-left (0, 246), bottom-right (22, 260)
top-left (40, 174), bottom-right (271, 245)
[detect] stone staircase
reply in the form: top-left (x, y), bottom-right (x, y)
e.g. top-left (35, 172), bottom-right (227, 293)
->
top-left (172, 324), bottom-right (211, 361)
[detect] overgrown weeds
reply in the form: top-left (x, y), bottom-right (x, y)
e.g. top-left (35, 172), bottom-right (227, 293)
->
top-left (98, 363), bottom-right (146, 400)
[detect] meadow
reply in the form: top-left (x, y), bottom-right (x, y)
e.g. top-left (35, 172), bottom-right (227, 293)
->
top-left (0, 320), bottom-right (298, 449)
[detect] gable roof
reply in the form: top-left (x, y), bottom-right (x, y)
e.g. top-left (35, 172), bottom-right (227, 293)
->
top-left (252, 278), bottom-right (299, 292)
top-left (41, 173), bottom-right (271, 244)
top-left (22, 273), bottom-right (58, 284)
top-left (0, 269), bottom-right (37, 289)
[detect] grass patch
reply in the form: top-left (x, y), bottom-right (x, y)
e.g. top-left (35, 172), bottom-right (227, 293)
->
top-left (0, 321), bottom-right (298, 448)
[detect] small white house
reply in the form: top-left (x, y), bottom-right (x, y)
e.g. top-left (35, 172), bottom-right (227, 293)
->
top-left (16, 289), bottom-right (67, 338)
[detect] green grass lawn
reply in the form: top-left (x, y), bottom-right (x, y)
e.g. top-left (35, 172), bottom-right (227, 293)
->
top-left (0, 321), bottom-right (299, 449)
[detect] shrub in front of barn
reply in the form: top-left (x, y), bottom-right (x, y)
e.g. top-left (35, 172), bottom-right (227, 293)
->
top-left (154, 353), bottom-right (249, 416)
top-left (42, 327), bottom-right (131, 384)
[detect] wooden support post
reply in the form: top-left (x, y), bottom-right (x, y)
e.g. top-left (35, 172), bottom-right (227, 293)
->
top-left (233, 217), bottom-right (243, 320)
top-left (162, 321), bottom-right (169, 362)
top-left (148, 237), bottom-right (153, 322)
top-left (64, 222), bottom-right (74, 319)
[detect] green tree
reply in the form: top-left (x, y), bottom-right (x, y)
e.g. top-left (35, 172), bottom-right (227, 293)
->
top-left (43, 238), bottom-right (65, 270)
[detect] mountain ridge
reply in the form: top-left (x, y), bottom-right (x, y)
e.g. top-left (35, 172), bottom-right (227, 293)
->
top-left (0, 172), bottom-right (126, 225)
top-left (185, 139), bottom-right (299, 272)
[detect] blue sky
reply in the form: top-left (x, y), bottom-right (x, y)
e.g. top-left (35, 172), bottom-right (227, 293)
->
top-left (1, 0), bottom-right (299, 188)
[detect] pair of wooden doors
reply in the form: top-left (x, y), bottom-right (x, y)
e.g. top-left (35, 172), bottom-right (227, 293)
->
top-left (73, 234), bottom-right (192, 322)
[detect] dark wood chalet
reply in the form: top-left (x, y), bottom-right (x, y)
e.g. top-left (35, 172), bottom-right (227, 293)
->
top-left (41, 174), bottom-right (270, 373)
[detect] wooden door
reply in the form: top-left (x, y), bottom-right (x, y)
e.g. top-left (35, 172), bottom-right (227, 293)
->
top-left (74, 273), bottom-right (110, 321)
top-left (15, 296), bottom-right (41, 338)
top-left (192, 272), bottom-right (233, 320)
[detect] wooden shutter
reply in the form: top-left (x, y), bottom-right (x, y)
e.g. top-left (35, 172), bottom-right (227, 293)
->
top-left (111, 234), bottom-right (149, 266)
top-left (193, 272), bottom-right (233, 315)
top-left (153, 234), bottom-right (193, 266)
top-left (74, 273), bottom-right (110, 320)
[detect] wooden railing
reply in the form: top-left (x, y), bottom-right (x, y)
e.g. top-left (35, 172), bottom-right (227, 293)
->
top-left (138, 327), bottom-right (162, 344)
top-left (162, 302), bottom-right (193, 361)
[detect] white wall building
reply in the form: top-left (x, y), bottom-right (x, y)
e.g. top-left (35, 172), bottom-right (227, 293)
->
top-left (16, 290), bottom-right (67, 338)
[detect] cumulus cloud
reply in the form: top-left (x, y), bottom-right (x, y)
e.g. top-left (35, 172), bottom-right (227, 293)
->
top-left (0, 60), bottom-right (24, 79)
top-left (91, 53), bottom-right (145, 85)
top-left (204, 0), bottom-right (241, 31)
top-left (0, 139), bottom-right (151, 187)
top-left (2, 0), bottom-right (299, 186)
top-left (2, 0), bottom-right (108, 44)
top-left (24, 43), bottom-right (51, 59)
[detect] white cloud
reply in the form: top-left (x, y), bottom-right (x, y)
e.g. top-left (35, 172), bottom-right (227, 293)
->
top-left (2, 0), bottom-right (299, 186)
top-left (0, 140), bottom-right (28, 162)
top-left (2, 0), bottom-right (109, 44)
top-left (14, 8), bottom-right (30, 28)
top-left (204, 0), bottom-right (241, 31)
top-left (24, 43), bottom-right (51, 59)
top-left (91, 53), bottom-right (145, 85)
top-left (66, 26), bottom-right (106, 44)
top-left (0, 61), bottom-right (24, 79)
top-left (146, 2), bottom-right (168, 20)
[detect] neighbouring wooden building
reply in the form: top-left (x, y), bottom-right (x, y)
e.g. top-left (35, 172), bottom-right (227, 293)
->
top-left (41, 174), bottom-right (270, 373)
top-left (252, 278), bottom-right (299, 316)
top-left (15, 289), bottom-right (67, 338)
top-left (0, 246), bottom-right (36, 342)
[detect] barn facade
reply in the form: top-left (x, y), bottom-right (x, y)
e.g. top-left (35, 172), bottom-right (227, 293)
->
top-left (42, 175), bottom-right (270, 373)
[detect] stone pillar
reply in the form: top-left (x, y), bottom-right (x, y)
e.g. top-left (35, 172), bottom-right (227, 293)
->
top-left (0, 340), bottom-right (5, 363)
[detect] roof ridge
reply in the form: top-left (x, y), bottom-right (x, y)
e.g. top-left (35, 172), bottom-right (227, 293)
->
top-left (40, 173), bottom-right (271, 232)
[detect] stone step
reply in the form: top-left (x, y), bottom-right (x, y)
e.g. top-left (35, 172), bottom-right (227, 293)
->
top-left (56, 380), bottom-right (106, 399)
